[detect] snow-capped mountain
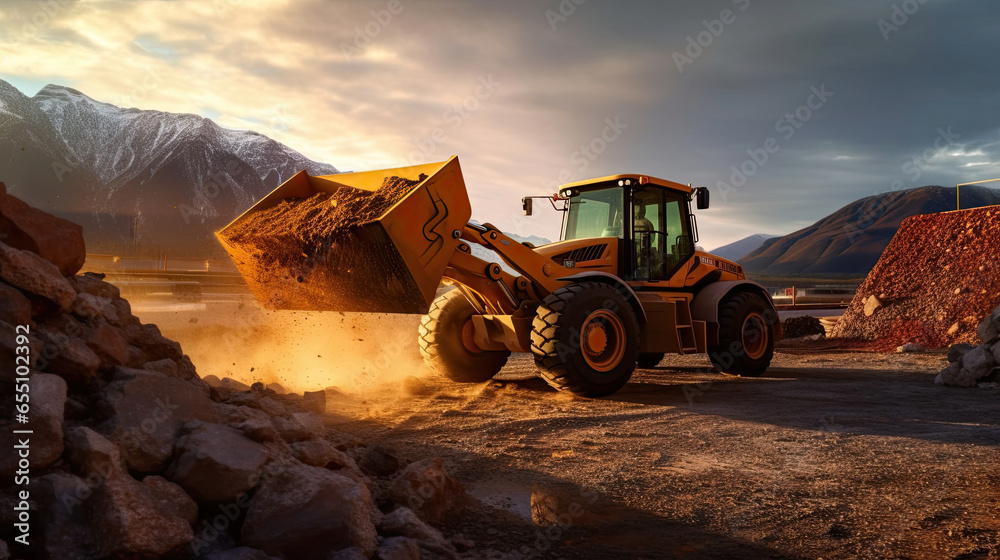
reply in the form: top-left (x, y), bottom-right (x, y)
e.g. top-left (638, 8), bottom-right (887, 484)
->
top-left (0, 80), bottom-right (337, 256)
top-left (708, 233), bottom-right (780, 262)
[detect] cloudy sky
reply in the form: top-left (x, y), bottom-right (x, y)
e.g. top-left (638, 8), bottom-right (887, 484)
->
top-left (1, 0), bottom-right (998, 249)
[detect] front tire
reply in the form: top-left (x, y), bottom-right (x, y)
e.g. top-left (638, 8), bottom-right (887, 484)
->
top-left (708, 292), bottom-right (776, 377)
top-left (531, 283), bottom-right (639, 397)
top-left (418, 290), bottom-right (509, 382)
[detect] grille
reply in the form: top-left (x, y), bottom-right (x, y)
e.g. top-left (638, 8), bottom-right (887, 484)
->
top-left (552, 243), bottom-right (607, 264)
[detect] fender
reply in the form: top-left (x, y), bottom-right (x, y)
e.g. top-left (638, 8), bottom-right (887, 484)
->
top-left (556, 271), bottom-right (647, 324)
top-left (691, 280), bottom-right (782, 343)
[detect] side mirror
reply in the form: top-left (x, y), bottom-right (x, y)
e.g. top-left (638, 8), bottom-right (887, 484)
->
top-left (522, 197), bottom-right (533, 216)
top-left (696, 187), bottom-right (710, 210)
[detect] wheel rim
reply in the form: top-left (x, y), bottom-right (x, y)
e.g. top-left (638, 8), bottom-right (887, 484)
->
top-left (741, 312), bottom-right (768, 360)
top-left (580, 310), bottom-right (626, 372)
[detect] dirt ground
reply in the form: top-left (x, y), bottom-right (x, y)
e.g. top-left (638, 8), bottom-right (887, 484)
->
top-left (145, 302), bottom-right (1000, 560)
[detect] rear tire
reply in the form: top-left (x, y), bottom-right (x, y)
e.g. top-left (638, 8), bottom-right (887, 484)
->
top-left (419, 290), bottom-right (509, 382)
top-left (531, 282), bottom-right (639, 397)
top-left (708, 292), bottom-right (776, 377)
top-left (637, 352), bottom-right (665, 369)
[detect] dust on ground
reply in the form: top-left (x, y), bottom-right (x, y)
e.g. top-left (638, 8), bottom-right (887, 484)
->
top-left (152, 303), bottom-right (1000, 559)
top-left (146, 300), bottom-right (427, 394)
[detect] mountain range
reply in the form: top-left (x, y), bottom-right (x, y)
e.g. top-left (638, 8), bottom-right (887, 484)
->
top-left (0, 80), bottom-right (337, 258)
top-left (709, 233), bottom-right (779, 262)
top-left (740, 185), bottom-right (1000, 276)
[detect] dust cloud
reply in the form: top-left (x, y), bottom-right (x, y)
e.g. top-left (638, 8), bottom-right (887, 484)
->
top-left (144, 300), bottom-right (431, 394)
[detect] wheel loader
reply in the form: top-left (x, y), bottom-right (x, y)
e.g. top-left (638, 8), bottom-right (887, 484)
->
top-left (217, 156), bottom-right (781, 397)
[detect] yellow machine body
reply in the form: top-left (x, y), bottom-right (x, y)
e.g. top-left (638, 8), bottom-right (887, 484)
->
top-left (218, 157), bottom-right (779, 363)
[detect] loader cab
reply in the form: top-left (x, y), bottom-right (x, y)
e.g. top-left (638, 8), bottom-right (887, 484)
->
top-left (560, 175), bottom-right (699, 283)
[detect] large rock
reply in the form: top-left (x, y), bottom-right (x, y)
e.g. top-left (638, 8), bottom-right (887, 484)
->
top-left (34, 320), bottom-right (102, 384)
top-left (962, 344), bottom-right (995, 379)
top-left (84, 322), bottom-right (130, 370)
top-left (142, 475), bottom-right (199, 524)
top-left (936, 361), bottom-right (979, 387)
top-left (28, 373), bottom-right (67, 469)
top-left (70, 272), bottom-right (121, 300)
top-left (978, 305), bottom-right (1000, 343)
top-left (0, 281), bottom-right (31, 325)
top-left (359, 445), bottom-right (402, 478)
top-left (948, 343), bottom-right (977, 363)
top-left (100, 368), bottom-right (218, 471)
top-left (0, 242), bottom-right (75, 310)
top-left (388, 458), bottom-right (466, 523)
top-left (0, 188), bottom-right (86, 276)
top-left (64, 426), bottom-right (125, 477)
top-left (167, 421), bottom-right (268, 502)
top-left (380, 506), bottom-right (446, 543)
top-left (38, 471), bottom-right (193, 558)
top-left (89, 473), bottom-right (194, 557)
top-left (121, 321), bottom-right (184, 362)
top-left (216, 403), bottom-right (279, 442)
top-left (274, 412), bottom-right (326, 442)
top-left (242, 463), bottom-right (379, 559)
top-left (863, 295), bottom-right (882, 317)
top-left (71, 292), bottom-right (113, 320)
top-left (291, 439), bottom-right (341, 468)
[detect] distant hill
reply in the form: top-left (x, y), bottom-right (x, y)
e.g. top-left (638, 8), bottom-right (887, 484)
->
top-left (741, 185), bottom-right (1000, 276)
top-left (0, 80), bottom-right (338, 258)
top-left (709, 233), bottom-right (780, 262)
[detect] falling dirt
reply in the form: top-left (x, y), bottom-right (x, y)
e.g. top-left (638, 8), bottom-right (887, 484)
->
top-left (218, 174), bottom-right (429, 313)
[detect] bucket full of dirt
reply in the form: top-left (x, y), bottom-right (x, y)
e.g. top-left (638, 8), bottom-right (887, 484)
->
top-left (217, 156), bottom-right (472, 314)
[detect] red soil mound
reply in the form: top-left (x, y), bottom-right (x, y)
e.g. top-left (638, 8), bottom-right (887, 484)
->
top-left (831, 205), bottom-right (1000, 350)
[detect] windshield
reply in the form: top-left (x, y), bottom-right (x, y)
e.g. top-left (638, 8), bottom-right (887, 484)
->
top-left (561, 187), bottom-right (624, 241)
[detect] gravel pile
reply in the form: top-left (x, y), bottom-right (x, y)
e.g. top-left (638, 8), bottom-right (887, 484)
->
top-left (0, 183), bottom-right (470, 560)
top-left (831, 206), bottom-right (1000, 350)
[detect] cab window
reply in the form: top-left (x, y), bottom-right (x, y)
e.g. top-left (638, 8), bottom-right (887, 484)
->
top-left (562, 187), bottom-right (624, 240)
top-left (630, 187), bottom-right (693, 281)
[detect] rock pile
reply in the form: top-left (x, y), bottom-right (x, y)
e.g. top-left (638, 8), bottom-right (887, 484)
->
top-left (780, 316), bottom-right (826, 339)
top-left (831, 206), bottom-right (1000, 350)
top-left (0, 184), bottom-right (469, 560)
top-left (935, 304), bottom-right (1000, 387)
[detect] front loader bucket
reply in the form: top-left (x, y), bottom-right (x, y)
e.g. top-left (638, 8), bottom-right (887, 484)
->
top-left (217, 156), bottom-right (472, 314)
